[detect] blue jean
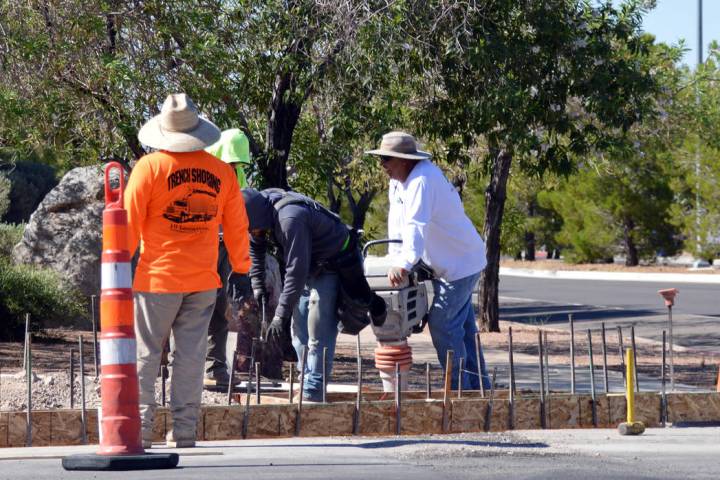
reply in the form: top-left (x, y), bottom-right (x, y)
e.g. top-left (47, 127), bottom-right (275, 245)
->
top-left (291, 271), bottom-right (340, 397)
top-left (428, 272), bottom-right (490, 390)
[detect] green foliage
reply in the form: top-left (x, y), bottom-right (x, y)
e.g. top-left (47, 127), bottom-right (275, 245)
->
top-left (0, 259), bottom-right (86, 340)
top-left (0, 173), bottom-right (10, 218)
top-left (0, 222), bottom-right (23, 259)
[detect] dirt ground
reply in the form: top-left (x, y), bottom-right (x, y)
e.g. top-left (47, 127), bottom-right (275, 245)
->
top-left (2, 321), bottom-right (717, 411)
top-left (501, 258), bottom-right (720, 274)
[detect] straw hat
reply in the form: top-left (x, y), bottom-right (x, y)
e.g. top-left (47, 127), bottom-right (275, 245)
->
top-left (365, 131), bottom-right (431, 160)
top-left (138, 94), bottom-right (221, 152)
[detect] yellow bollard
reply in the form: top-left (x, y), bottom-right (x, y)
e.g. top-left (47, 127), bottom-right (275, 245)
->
top-left (618, 347), bottom-right (645, 435)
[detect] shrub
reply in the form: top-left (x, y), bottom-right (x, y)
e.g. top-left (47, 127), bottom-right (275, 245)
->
top-left (0, 222), bottom-right (24, 260)
top-left (0, 258), bottom-right (86, 340)
top-left (0, 159), bottom-right (58, 224)
top-left (0, 173), bottom-right (10, 218)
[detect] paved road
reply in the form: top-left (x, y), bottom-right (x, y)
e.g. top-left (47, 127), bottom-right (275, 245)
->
top-left (499, 275), bottom-right (719, 351)
top-left (1, 428), bottom-right (718, 479)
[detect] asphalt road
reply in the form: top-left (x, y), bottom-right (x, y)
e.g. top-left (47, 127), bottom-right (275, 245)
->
top-left (2, 429), bottom-right (718, 480)
top-left (499, 275), bottom-right (719, 351)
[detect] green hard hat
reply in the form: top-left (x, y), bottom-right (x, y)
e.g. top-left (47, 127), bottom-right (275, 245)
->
top-left (205, 128), bottom-right (251, 165)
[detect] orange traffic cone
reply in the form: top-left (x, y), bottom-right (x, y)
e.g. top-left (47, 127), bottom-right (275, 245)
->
top-left (63, 163), bottom-right (177, 470)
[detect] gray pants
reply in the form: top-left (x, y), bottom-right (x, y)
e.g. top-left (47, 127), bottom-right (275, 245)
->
top-left (206, 242), bottom-right (231, 377)
top-left (135, 289), bottom-right (216, 441)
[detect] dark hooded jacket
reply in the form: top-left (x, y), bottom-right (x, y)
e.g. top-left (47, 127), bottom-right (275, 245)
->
top-left (241, 188), bottom-right (349, 320)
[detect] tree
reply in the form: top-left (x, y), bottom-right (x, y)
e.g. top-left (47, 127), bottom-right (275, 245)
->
top-left (400, 0), bottom-right (665, 331)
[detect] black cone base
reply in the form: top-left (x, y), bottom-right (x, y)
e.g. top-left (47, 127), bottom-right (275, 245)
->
top-left (62, 453), bottom-right (179, 471)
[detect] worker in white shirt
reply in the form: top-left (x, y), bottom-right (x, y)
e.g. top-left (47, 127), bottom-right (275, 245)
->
top-left (366, 131), bottom-right (490, 390)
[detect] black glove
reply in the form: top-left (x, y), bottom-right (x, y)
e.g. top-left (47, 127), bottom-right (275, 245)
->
top-left (227, 272), bottom-right (252, 303)
top-left (267, 315), bottom-right (291, 340)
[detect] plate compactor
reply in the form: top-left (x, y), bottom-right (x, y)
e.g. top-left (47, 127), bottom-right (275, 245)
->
top-left (363, 240), bottom-right (430, 392)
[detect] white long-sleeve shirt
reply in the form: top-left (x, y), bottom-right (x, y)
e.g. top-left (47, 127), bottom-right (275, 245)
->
top-left (388, 159), bottom-right (487, 282)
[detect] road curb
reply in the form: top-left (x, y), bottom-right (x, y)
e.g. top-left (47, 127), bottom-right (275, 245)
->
top-left (500, 267), bottom-right (720, 284)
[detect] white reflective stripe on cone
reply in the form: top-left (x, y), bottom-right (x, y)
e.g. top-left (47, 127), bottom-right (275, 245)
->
top-left (100, 338), bottom-right (137, 366)
top-left (101, 262), bottom-right (132, 290)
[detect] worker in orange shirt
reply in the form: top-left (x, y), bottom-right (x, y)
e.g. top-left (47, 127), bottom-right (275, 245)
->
top-left (125, 94), bottom-right (252, 448)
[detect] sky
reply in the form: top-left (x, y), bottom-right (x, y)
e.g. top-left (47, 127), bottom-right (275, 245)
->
top-left (626, 0), bottom-right (720, 68)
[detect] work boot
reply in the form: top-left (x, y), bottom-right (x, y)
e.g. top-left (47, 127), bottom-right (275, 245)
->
top-left (302, 390), bottom-right (324, 403)
top-left (203, 370), bottom-right (230, 389)
top-left (166, 430), bottom-right (196, 448)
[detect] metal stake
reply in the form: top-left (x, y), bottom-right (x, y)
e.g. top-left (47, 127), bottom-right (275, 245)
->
top-left (288, 363), bottom-right (295, 404)
top-left (161, 364), bottom-right (167, 407)
top-left (601, 322), bottom-right (609, 393)
top-left (588, 330), bottom-right (597, 427)
top-left (255, 362), bottom-right (262, 404)
top-left (91, 295), bottom-right (99, 379)
top-left (458, 357), bottom-right (464, 399)
top-left (617, 326), bottom-right (626, 389)
top-left (475, 333), bottom-right (486, 397)
top-left (631, 326), bottom-right (639, 392)
top-left (69, 349), bottom-right (75, 409)
top-left (442, 350), bottom-right (454, 432)
top-left (227, 350), bottom-right (237, 406)
top-left (668, 305), bottom-right (675, 391)
top-left (508, 327), bottom-right (515, 430)
top-left (538, 331), bottom-right (546, 429)
top-left (353, 335), bottom-right (362, 435)
top-left (322, 346), bottom-right (327, 404)
top-left (425, 362), bottom-right (431, 400)
top-left (26, 330), bottom-right (32, 447)
top-left (483, 367), bottom-right (497, 432)
top-left (295, 346), bottom-right (308, 436)
top-left (661, 330), bottom-right (667, 428)
top-left (543, 331), bottom-right (550, 396)
top-left (79, 335), bottom-right (87, 444)
top-left (569, 314), bottom-right (576, 394)
top-left (242, 339), bottom-right (257, 439)
top-left (395, 363), bottom-right (402, 435)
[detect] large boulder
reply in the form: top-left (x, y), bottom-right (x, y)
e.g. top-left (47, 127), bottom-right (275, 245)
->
top-left (13, 166), bottom-right (107, 298)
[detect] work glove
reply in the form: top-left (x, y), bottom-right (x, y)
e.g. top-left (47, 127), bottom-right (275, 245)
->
top-left (253, 287), bottom-right (267, 307)
top-left (267, 315), bottom-right (291, 341)
top-left (227, 272), bottom-right (252, 304)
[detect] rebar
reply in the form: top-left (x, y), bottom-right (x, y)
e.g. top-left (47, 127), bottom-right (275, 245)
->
top-left (161, 364), bottom-right (167, 407)
top-left (631, 326), bottom-right (639, 392)
top-left (617, 326), bottom-right (626, 389)
top-left (508, 326), bottom-right (515, 430)
top-left (601, 322), bottom-right (609, 393)
top-left (538, 331), bottom-right (546, 429)
top-left (587, 330), bottom-right (597, 427)
top-left (255, 362), bottom-right (262, 404)
top-left (91, 295), bottom-right (99, 379)
top-left (227, 350), bottom-right (237, 406)
top-left (483, 367), bottom-right (497, 432)
top-left (668, 306), bottom-right (675, 391)
top-left (242, 339), bottom-right (257, 438)
top-left (458, 357), bottom-right (464, 399)
top-left (442, 350), bottom-right (454, 432)
top-left (425, 362), bottom-right (431, 400)
top-left (288, 363), bottom-right (295, 404)
top-left (661, 330), bottom-right (667, 428)
top-left (395, 363), bottom-right (401, 435)
top-left (26, 330), bottom-right (32, 447)
top-left (295, 346), bottom-right (308, 436)
top-left (543, 331), bottom-right (550, 396)
top-left (79, 335), bottom-right (87, 445)
top-left (322, 347), bottom-right (327, 404)
top-left (69, 349), bottom-right (75, 409)
top-left (569, 314), bottom-right (576, 394)
top-left (353, 335), bottom-right (362, 435)
top-left (475, 333), bottom-right (485, 397)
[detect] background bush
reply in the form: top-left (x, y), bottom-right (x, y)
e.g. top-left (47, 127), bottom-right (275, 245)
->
top-left (0, 153), bottom-right (58, 224)
top-left (0, 258), bottom-right (86, 341)
top-left (0, 222), bottom-right (23, 258)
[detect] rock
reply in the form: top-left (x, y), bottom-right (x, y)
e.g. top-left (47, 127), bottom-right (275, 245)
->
top-left (13, 165), bottom-right (120, 304)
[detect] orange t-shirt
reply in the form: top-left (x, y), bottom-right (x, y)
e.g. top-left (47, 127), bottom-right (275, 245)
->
top-left (124, 150), bottom-right (251, 293)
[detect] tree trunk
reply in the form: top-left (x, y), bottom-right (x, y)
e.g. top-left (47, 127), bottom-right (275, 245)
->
top-left (623, 217), bottom-right (639, 266)
top-left (343, 176), bottom-right (376, 231)
top-left (524, 231), bottom-right (536, 261)
top-left (262, 72), bottom-right (302, 189)
top-left (478, 150), bottom-right (512, 333)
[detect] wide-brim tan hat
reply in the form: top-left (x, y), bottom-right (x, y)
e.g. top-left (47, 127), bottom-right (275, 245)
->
top-left (138, 93), bottom-right (221, 152)
top-left (365, 131), bottom-right (431, 160)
